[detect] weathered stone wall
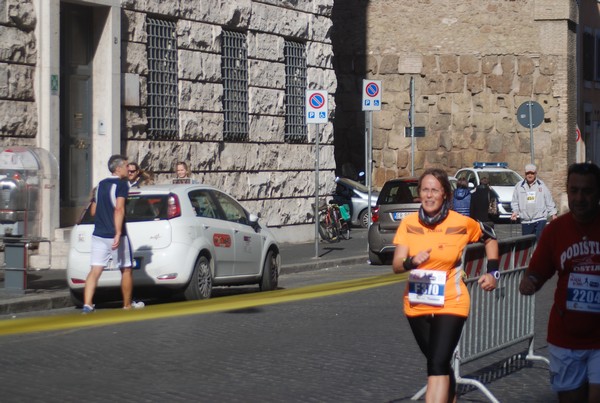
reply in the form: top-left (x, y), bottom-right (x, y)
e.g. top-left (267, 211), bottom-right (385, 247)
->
top-left (122, 0), bottom-right (336, 241)
top-left (0, 0), bottom-right (37, 144)
top-left (334, 0), bottom-right (578, 210)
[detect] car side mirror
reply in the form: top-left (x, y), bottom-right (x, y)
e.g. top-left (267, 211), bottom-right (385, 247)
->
top-left (249, 213), bottom-right (261, 232)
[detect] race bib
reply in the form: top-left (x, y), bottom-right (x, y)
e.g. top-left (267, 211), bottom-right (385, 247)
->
top-left (566, 273), bottom-right (600, 313)
top-left (526, 191), bottom-right (536, 204)
top-left (408, 269), bottom-right (446, 306)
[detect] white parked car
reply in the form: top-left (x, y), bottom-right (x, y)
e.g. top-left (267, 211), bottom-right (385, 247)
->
top-left (454, 162), bottom-right (523, 220)
top-left (67, 184), bottom-right (280, 305)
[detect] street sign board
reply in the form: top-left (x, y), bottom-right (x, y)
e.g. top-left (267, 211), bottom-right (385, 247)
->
top-left (517, 101), bottom-right (544, 129)
top-left (306, 90), bottom-right (328, 124)
top-left (404, 127), bottom-right (425, 137)
top-left (362, 80), bottom-right (382, 111)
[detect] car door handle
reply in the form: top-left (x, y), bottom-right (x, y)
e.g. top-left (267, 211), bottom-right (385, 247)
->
top-left (202, 224), bottom-right (209, 229)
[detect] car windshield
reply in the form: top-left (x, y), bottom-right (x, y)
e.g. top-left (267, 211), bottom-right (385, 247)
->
top-left (78, 195), bottom-right (169, 224)
top-left (378, 181), bottom-right (419, 204)
top-left (337, 177), bottom-right (369, 193)
top-left (485, 171), bottom-right (521, 186)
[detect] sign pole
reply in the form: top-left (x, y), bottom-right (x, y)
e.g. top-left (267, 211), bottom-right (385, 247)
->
top-left (367, 111), bottom-right (373, 233)
top-left (516, 101), bottom-right (543, 165)
top-left (305, 89), bottom-right (328, 260)
top-left (410, 77), bottom-right (415, 176)
top-left (314, 124), bottom-right (320, 259)
top-left (528, 102), bottom-right (534, 163)
top-left (361, 80), bottom-right (382, 257)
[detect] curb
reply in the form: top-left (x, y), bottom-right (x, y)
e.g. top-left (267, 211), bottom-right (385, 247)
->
top-left (0, 255), bottom-right (370, 316)
top-left (280, 255), bottom-right (369, 274)
top-left (0, 291), bottom-right (71, 316)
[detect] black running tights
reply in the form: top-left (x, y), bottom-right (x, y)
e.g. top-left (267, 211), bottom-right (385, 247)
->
top-left (407, 314), bottom-right (466, 376)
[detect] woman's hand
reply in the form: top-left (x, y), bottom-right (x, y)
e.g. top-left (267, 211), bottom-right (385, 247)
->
top-left (412, 249), bottom-right (432, 266)
top-left (392, 247), bottom-right (431, 273)
top-left (478, 273), bottom-right (497, 291)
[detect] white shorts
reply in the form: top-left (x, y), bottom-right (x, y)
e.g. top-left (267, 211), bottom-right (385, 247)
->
top-left (90, 235), bottom-right (133, 269)
top-left (548, 343), bottom-right (600, 392)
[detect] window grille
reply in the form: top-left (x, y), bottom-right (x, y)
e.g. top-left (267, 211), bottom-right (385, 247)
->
top-left (284, 41), bottom-right (307, 143)
top-left (221, 31), bottom-right (249, 142)
top-left (146, 18), bottom-right (179, 139)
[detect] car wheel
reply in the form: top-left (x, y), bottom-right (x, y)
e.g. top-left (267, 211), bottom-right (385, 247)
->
top-left (359, 209), bottom-right (369, 228)
top-left (368, 250), bottom-right (384, 265)
top-left (260, 250), bottom-right (279, 291)
top-left (70, 289), bottom-right (83, 308)
top-left (184, 255), bottom-right (213, 300)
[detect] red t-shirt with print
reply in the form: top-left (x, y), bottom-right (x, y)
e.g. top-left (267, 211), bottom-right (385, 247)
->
top-left (528, 212), bottom-right (600, 349)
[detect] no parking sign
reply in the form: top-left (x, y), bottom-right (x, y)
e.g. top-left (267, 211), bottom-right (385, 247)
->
top-left (306, 90), bottom-right (328, 124)
top-left (362, 80), bottom-right (382, 111)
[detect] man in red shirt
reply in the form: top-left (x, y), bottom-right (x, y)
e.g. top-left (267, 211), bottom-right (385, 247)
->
top-left (520, 162), bottom-right (600, 403)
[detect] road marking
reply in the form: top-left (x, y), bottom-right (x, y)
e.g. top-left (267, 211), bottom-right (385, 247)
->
top-left (0, 273), bottom-right (409, 336)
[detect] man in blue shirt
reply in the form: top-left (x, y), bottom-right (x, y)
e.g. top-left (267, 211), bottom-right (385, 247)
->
top-left (82, 154), bottom-right (143, 313)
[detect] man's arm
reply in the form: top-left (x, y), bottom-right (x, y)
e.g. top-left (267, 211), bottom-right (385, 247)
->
top-left (519, 270), bottom-right (546, 295)
top-left (112, 196), bottom-right (126, 249)
top-left (543, 183), bottom-right (558, 219)
top-left (519, 226), bottom-right (554, 295)
top-left (510, 185), bottom-right (520, 220)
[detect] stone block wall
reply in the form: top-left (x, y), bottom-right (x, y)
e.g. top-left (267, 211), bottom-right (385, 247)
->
top-left (333, 0), bottom-right (578, 209)
top-left (121, 0), bottom-right (336, 242)
top-left (0, 0), bottom-right (37, 143)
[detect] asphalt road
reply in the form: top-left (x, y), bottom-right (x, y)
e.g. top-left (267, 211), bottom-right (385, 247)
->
top-left (0, 261), bottom-right (557, 402)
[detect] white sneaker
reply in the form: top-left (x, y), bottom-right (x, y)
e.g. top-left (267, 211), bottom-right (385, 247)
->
top-left (123, 301), bottom-right (145, 310)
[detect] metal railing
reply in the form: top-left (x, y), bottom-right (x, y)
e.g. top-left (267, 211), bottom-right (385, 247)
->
top-left (412, 235), bottom-right (549, 402)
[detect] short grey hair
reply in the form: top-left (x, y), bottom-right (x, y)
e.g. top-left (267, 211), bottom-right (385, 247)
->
top-left (108, 154), bottom-right (128, 173)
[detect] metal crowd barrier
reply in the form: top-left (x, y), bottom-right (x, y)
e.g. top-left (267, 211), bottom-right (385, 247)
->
top-left (411, 235), bottom-right (549, 402)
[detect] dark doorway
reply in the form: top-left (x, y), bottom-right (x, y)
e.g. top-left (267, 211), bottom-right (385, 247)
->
top-left (60, 2), bottom-right (93, 227)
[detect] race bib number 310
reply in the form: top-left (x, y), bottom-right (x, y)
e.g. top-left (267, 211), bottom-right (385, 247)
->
top-left (408, 269), bottom-right (446, 306)
top-left (566, 273), bottom-right (600, 313)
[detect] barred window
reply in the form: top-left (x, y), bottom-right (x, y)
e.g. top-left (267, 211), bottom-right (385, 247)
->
top-left (146, 18), bottom-right (179, 139)
top-left (284, 41), bottom-right (307, 143)
top-left (221, 31), bottom-right (249, 142)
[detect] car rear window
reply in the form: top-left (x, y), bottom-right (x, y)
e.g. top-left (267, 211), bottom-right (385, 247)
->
top-left (378, 181), bottom-right (419, 205)
top-left (126, 195), bottom-right (168, 221)
top-left (78, 195), bottom-right (169, 224)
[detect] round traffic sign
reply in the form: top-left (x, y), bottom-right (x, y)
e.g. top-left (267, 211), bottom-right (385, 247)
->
top-left (309, 93), bottom-right (325, 109)
top-left (517, 101), bottom-right (544, 129)
top-left (365, 82), bottom-right (380, 98)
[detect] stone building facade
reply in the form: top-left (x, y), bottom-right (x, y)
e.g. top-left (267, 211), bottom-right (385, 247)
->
top-left (0, 0), bottom-right (336, 263)
top-left (578, 0), bottom-right (600, 164)
top-left (333, 0), bottom-right (579, 211)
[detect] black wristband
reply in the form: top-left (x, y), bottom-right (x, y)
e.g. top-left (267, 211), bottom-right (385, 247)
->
top-left (403, 256), bottom-right (417, 271)
top-left (486, 259), bottom-right (499, 273)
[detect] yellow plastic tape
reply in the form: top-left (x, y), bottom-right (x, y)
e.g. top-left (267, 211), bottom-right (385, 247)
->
top-left (0, 272), bottom-right (409, 336)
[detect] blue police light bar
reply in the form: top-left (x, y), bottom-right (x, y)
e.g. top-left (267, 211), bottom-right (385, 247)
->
top-left (473, 162), bottom-right (508, 169)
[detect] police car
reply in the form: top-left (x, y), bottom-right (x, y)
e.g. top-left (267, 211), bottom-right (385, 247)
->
top-left (454, 162), bottom-right (523, 220)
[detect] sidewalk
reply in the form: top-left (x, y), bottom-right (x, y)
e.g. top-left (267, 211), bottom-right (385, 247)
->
top-left (0, 228), bottom-right (370, 315)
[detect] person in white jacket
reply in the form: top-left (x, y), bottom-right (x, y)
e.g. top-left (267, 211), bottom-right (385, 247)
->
top-left (510, 163), bottom-right (557, 240)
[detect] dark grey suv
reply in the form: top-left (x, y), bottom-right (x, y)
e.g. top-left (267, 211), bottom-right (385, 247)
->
top-left (367, 178), bottom-right (420, 265)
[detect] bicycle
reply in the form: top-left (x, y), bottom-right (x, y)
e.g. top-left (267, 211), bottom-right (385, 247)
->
top-left (315, 201), bottom-right (350, 242)
top-left (332, 202), bottom-right (351, 240)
